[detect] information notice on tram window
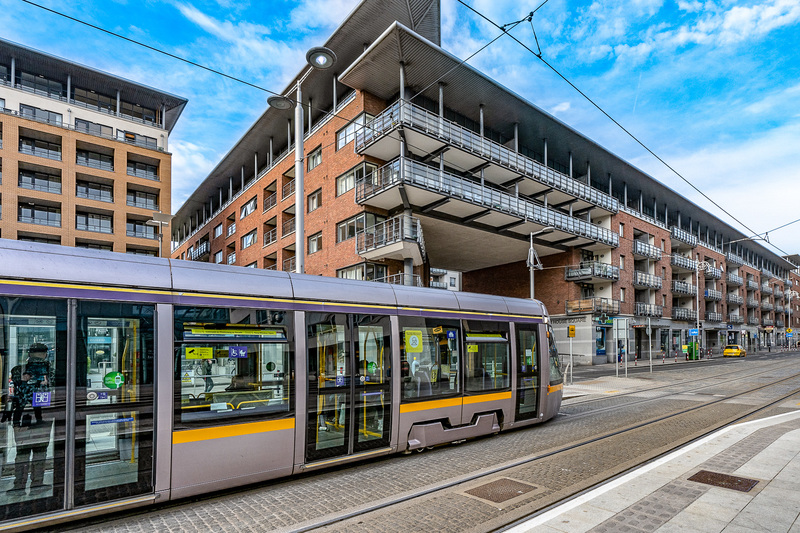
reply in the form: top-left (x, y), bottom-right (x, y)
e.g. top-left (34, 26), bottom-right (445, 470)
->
top-left (405, 330), bottom-right (423, 353)
top-left (185, 324), bottom-right (286, 342)
top-left (185, 347), bottom-right (214, 359)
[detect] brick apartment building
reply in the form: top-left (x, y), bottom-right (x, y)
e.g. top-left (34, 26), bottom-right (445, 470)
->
top-left (170, 0), bottom-right (800, 363)
top-left (0, 38), bottom-right (186, 256)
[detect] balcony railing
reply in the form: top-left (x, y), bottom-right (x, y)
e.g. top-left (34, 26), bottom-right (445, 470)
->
top-left (263, 193), bottom-right (277, 212)
top-left (263, 228), bottom-right (277, 246)
top-left (355, 214), bottom-right (425, 259)
top-left (704, 289), bottom-right (722, 301)
top-left (748, 316), bottom-right (760, 326)
top-left (565, 261), bottom-right (620, 282)
top-left (20, 144), bottom-right (62, 161)
top-left (283, 256), bottom-right (296, 272)
top-left (777, 319), bottom-right (785, 327)
top-left (670, 254), bottom-right (697, 271)
top-left (282, 217), bottom-right (296, 237)
top-left (672, 307), bottom-right (698, 321)
top-left (726, 272), bottom-right (743, 286)
top-left (705, 312), bottom-right (723, 322)
top-left (190, 241), bottom-right (210, 261)
top-left (19, 214), bottom-right (61, 227)
top-left (373, 273), bottom-right (422, 286)
top-left (282, 179), bottom-right (295, 200)
top-left (762, 318), bottom-right (774, 326)
top-left (726, 252), bottom-right (744, 266)
top-left (670, 226), bottom-right (698, 247)
top-left (761, 302), bottom-right (774, 311)
top-left (776, 304), bottom-right (785, 313)
top-left (634, 302), bottom-right (663, 317)
top-left (704, 266), bottom-right (722, 280)
top-left (784, 278), bottom-right (793, 288)
top-left (227, 252), bottom-right (236, 265)
top-left (565, 298), bottom-right (620, 315)
top-left (747, 298), bottom-right (759, 308)
top-left (761, 268), bottom-right (774, 279)
top-left (774, 289), bottom-right (784, 299)
top-left (357, 101), bottom-right (619, 214)
top-left (126, 167), bottom-right (158, 181)
top-left (430, 267), bottom-right (448, 276)
top-left (746, 279), bottom-right (759, 290)
top-left (632, 240), bottom-right (662, 260)
top-left (727, 314), bottom-right (744, 324)
top-left (671, 280), bottom-right (696, 295)
top-left (633, 271), bottom-right (663, 289)
top-left (77, 157), bottom-right (113, 172)
top-left (226, 224), bottom-right (236, 237)
top-left (76, 222), bottom-right (112, 234)
top-left (429, 280), bottom-right (448, 289)
top-left (127, 229), bottom-right (157, 240)
top-left (760, 284), bottom-right (773, 295)
top-left (357, 157), bottom-right (619, 247)
top-left (726, 294), bottom-right (744, 305)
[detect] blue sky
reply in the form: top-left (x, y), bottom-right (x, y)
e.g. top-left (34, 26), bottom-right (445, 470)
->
top-left (2, 0), bottom-right (799, 257)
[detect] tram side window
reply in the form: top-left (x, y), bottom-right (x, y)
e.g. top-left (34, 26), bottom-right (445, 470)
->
top-left (173, 307), bottom-right (294, 427)
top-left (399, 317), bottom-right (460, 400)
top-left (546, 323), bottom-right (563, 386)
top-left (464, 321), bottom-right (510, 393)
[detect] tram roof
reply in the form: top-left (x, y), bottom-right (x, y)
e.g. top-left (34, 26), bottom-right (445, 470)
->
top-left (0, 240), bottom-right (545, 318)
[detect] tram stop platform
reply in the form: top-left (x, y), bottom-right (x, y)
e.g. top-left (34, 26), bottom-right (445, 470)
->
top-left (509, 384), bottom-right (800, 532)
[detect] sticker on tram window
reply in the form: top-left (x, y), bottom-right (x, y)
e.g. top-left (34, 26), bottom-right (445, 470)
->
top-left (228, 346), bottom-right (248, 358)
top-left (432, 326), bottom-right (443, 334)
top-left (184, 324), bottom-right (287, 342)
top-left (405, 330), bottom-right (423, 353)
top-left (467, 344), bottom-right (479, 352)
top-left (447, 331), bottom-right (456, 339)
top-left (185, 347), bottom-right (214, 359)
top-left (32, 391), bottom-right (51, 407)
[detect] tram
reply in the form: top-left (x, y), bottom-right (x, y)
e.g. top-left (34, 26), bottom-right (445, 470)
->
top-left (0, 239), bottom-right (562, 529)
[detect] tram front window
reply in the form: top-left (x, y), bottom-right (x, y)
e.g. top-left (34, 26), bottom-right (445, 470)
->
top-left (547, 324), bottom-right (563, 385)
top-left (174, 307), bottom-right (293, 427)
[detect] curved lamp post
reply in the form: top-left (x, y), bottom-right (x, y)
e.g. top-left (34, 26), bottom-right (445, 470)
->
top-left (527, 226), bottom-right (554, 300)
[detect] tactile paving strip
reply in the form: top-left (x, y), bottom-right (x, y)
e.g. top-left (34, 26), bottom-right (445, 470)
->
top-left (465, 478), bottom-right (537, 503)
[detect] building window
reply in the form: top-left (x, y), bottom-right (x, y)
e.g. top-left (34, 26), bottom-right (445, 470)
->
top-left (214, 224), bottom-right (223, 238)
top-left (19, 169), bottom-right (61, 194)
top-left (336, 162), bottom-right (377, 197)
top-left (308, 189), bottom-right (322, 213)
top-left (19, 104), bottom-right (62, 125)
top-left (214, 251), bottom-right (223, 263)
top-left (73, 87), bottom-right (116, 113)
top-left (336, 212), bottom-right (386, 243)
top-left (307, 147), bottom-right (322, 172)
top-left (336, 113), bottom-right (374, 150)
top-left (620, 288), bottom-right (626, 302)
top-left (241, 229), bottom-right (257, 249)
top-left (620, 255), bottom-right (625, 270)
top-left (336, 262), bottom-right (387, 281)
top-left (661, 239), bottom-right (666, 251)
top-left (126, 189), bottom-right (158, 210)
top-left (76, 180), bottom-right (113, 202)
top-left (77, 150), bottom-right (113, 171)
top-left (245, 262), bottom-right (257, 268)
top-left (240, 196), bottom-right (257, 219)
top-left (75, 118), bottom-right (113, 138)
top-left (18, 203), bottom-right (60, 227)
top-left (76, 212), bottom-right (113, 234)
top-left (450, 277), bottom-right (456, 287)
top-left (619, 223), bottom-right (624, 237)
top-left (308, 232), bottom-right (322, 254)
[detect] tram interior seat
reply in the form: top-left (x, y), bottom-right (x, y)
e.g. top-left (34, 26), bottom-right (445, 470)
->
top-left (208, 390), bottom-right (273, 409)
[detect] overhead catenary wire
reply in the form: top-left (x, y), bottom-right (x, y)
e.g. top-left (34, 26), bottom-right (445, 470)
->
top-left (454, 0), bottom-right (792, 259)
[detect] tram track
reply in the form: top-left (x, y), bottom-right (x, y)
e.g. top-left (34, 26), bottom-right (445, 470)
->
top-left (305, 366), bottom-right (800, 532)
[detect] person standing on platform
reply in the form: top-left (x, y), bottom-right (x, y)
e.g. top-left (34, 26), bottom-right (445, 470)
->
top-left (202, 358), bottom-right (214, 393)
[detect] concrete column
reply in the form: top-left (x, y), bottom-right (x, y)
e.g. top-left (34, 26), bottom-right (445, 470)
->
top-left (116, 90), bottom-right (121, 116)
top-left (10, 57), bottom-right (14, 87)
top-left (543, 138), bottom-right (548, 168)
top-left (332, 75), bottom-right (338, 112)
top-left (514, 123), bottom-right (519, 152)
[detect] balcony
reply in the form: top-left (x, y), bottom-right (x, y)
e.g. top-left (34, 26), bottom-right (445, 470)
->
top-left (747, 298), bottom-right (759, 308)
top-left (705, 312), bottom-right (723, 322)
top-left (565, 298), bottom-right (620, 316)
top-left (670, 254), bottom-right (697, 272)
top-left (226, 223), bottom-right (236, 238)
top-left (784, 278), bottom-right (793, 288)
top-left (704, 266), bottom-right (722, 280)
top-left (263, 193), bottom-right (277, 212)
top-left (356, 214), bottom-right (426, 266)
top-left (726, 294), bottom-right (744, 305)
top-left (227, 252), bottom-right (236, 265)
top-left (19, 141), bottom-right (61, 162)
top-left (776, 304), bottom-right (785, 313)
top-left (127, 229), bottom-right (157, 240)
top-left (632, 240), bottom-right (662, 260)
top-left (748, 316), bottom-right (760, 326)
top-left (263, 228), bottom-right (277, 246)
top-left (356, 101), bottom-right (619, 215)
top-left (727, 314), bottom-right (744, 324)
top-left (633, 271), bottom-right (663, 290)
top-left (430, 267), bottom-right (448, 276)
top-left (671, 280), bottom-right (696, 295)
top-left (565, 261), bottom-right (620, 283)
top-left (357, 157), bottom-right (619, 248)
top-left (191, 241), bottom-right (210, 261)
top-left (774, 289), bottom-right (784, 299)
top-left (670, 226), bottom-right (698, 248)
top-left (726, 272), bottom-right (743, 286)
top-left (777, 319), bottom-right (785, 327)
top-left (635, 302), bottom-right (663, 317)
top-left (374, 273), bottom-right (422, 287)
top-left (761, 268), bottom-right (774, 279)
top-left (726, 252), bottom-right (744, 266)
top-left (282, 217), bottom-right (296, 237)
top-left (429, 280), bottom-right (448, 289)
top-left (283, 256), bottom-right (296, 273)
top-left (746, 279), bottom-right (759, 290)
top-left (704, 289), bottom-right (722, 301)
top-left (672, 307), bottom-right (697, 321)
top-left (282, 179), bottom-right (295, 200)
top-left (762, 318), bottom-right (774, 327)
top-left (762, 302), bottom-right (774, 311)
top-left (127, 165), bottom-right (158, 181)
top-left (760, 284), bottom-right (773, 295)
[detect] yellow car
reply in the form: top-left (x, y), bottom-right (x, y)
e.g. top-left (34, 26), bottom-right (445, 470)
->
top-left (723, 344), bottom-right (746, 357)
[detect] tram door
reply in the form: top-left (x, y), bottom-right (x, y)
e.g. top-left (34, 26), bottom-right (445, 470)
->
top-left (515, 325), bottom-right (540, 421)
top-left (73, 302), bottom-right (155, 507)
top-left (306, 313), bottom-right (391, 462)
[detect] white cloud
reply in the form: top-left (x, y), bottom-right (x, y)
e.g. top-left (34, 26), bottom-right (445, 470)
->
top-left (551, 101), bottom-right (571, 113)
top-left (289, 0), bottom-right (361, 31)
top-left (744, 82), bottom-right (800, 115)
top-left (169, 140), bottom-right (220, 213)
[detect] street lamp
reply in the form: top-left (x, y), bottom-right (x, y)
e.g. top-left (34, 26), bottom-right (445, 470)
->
top-left (527, 226), bottom-right (554, 300)
top-left (695, 260), bottom-right (711, 357)
top-left (268, 46), bottom-right (337, 274)
top-left (146, 211), bottom-right (173, 258)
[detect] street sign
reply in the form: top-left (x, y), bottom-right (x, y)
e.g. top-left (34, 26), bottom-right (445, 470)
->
top-left (788, 333), bottom-right (794, 338)
top-left (689, 328), bottom-right (699, 336)
top-left (568, 325), bottom-right (575, 338)
top-left (788, 328), bottom-right (793, 333)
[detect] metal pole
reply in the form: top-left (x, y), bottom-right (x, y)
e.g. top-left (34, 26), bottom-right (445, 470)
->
top-left (648, 317), bottom-right (652, 373)
top-left (529, 233), bottom-right (535, 300)
top-left (569, 336), bottom-right (573, 385)
top-left (294, 80), bottom-right (305, 274)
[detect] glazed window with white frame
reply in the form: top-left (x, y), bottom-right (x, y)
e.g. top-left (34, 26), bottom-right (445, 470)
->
top-left (336, 113), bottom-right (374, 150)
top-left (241, 229), bottom-right (257, 249)
top-left (308, 232), bottom-right (322, 254)
top-left (307, 147), bottom-right (322, 172)
top-left (336, 162), bottom-right (377, 197)
top-left (240, 196), bottom-right (257, 219)
top-left (214, 224), bottom-right (223, 238)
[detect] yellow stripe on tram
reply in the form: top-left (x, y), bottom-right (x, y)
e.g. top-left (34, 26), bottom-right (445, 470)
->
top-left (173, 418), bottom-right (295, 444)
top-left (462, 391), bottom-right (512, 405)
top-left (400, 397), bottom-right (463, 414)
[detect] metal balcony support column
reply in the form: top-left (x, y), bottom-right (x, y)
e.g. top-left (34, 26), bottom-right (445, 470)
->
top-left (514, 123), bottom-right (519, 152)
top-left (308, 98), bottom-right (312, 132)
top-left (586, 161), bottom-right (591, 185)
top-left (438, 83), bottom-right (444, 116)
top-left (116, 90), bottom-right (121, 116)
top-left (66, 74), bottom-right (71, 102)
top-left (570, 153), bottom-right (574, 179)
top-left (623, 183), bottom-right (627, 206)
top-left (219, 187), bottom-right (223, 206)
top-left (677, 211), bottom-right (681, 227)
top-left (403, 209), bottom-right (414, 286)
top-left (607, 173), bottom-right (611, 196)
top-left (162, 104), bottom-right (166, 129)
top-left (399, 61), bottom-right (406, 121)
top-left (254, 153), bottom-right (258, 178)
top-left (333, 74), bottom-right (338, 112)
top-left (639, 192), bottom-right (643, 212)
top-left (10, 57), bottom-right (14, 87)
top-left (241, 165), bottom-right (245, 190)
top-left (287, 119), bottom-right (292, 148)
top-left (229, 177), bottom-right (233, 200)
top-left (543, 138), bottom-right (548, 168)
top-left (269, 137), bottom-right (274, 167)
top-left (294, 79), bottom-right (305, 274)
top-left (479, 104), bottom-right (484, 136)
